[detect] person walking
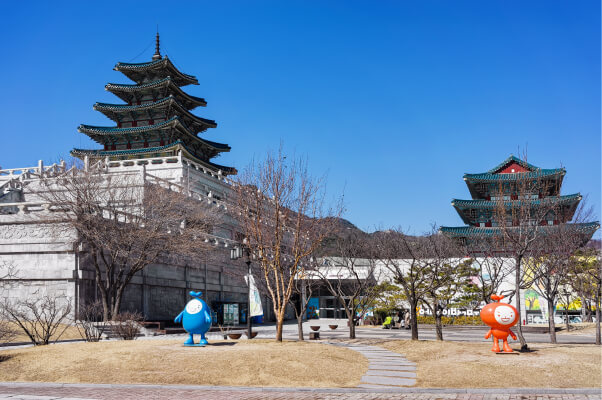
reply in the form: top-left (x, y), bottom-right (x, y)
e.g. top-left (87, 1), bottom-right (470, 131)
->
top-left (404, 309), bottom-right (411, 329)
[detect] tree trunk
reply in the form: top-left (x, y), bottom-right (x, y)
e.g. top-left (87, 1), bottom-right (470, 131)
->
top-left (111, 285), bottom-right (125, 320)
top-left (595, 289), bottom-right (602, 345)
top-left (434, 309), bottom-right (443, 341)
top-left (514, 256), bottom-right (528, 351)
top-left (434, 311), bottom-right (443, 340)
top-left (547, 298), bottom-right (557, 343)
top-left (584, 300), bottom-right (593, 322)
top-left (100, 290), bottom-right (110, 321)
top-left (275, 313), bottom-right (284, 342)
top-left (297, 315), bottom-right (304, 341)
top-left (348, 313), bottom-right (356, 339)
top-left (410, 301), bottom-right (419, 340)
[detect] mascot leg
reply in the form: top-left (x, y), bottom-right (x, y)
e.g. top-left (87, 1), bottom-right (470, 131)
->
top-left (502, 338), bottom-right (513, 353)
top-left (184, 333), bottom-right (194, 345)
top-left (199, 332), bottom-right (208, 346)
top-left (491, 337), bottom-right (501, 353)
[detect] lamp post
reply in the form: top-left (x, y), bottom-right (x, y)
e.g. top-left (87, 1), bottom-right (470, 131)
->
top-left (230, 242), bottom-right (253, 339)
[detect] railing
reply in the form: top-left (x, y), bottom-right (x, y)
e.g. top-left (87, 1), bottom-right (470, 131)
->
top-left (0, 179), bottom-right (23, 193)
top-left (105, 152), bottom-right (233, 186)
top-left (144, 171), bottom-right (229, 212)
top-left (0, 160), bottom-right (68, 180)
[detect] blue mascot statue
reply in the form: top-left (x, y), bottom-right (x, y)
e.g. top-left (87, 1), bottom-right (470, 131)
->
top-left (174, 291), bottom-right (212, 346)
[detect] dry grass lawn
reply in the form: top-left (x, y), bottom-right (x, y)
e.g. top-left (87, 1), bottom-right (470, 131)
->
top-left (6, 323), bottom-right (82, 343)
top-left (382, 340), bottom-right (601, 388)
top-left (557, 323), bottom-right (598, 335)
top-left (0, 339), bottom-right (367, 388)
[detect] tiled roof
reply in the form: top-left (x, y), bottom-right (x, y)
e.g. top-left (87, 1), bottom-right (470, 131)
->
top-left (464, 168), bottom-right (565, 182)
top-left (105, 77), bottom-right (207, 107)
top-left (93, 96), bottom-right (217, 128)
top-left (72, 141), bottom-right (180, 156)
top-left (440, 222), bottom-right (600, 237)
top-left (487, 155), bottom-right (539, 173)
top-left (78, 117), bottom-right (229, 151)
top-left (114, 57), bottom-right (198, 86)
top-left (451, 193), bottom-right (582, 209)
top-left (71, 140), bottom-right (237, 175)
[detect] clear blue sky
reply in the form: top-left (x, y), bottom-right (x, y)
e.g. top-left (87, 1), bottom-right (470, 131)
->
top-left (1, 1), bottom-right (600, 235)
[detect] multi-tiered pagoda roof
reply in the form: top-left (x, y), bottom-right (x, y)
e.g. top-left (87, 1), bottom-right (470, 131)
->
top-left (71, 34), bottom-right (236, 175)
top-left (441, 155), bottom-right (598, 243)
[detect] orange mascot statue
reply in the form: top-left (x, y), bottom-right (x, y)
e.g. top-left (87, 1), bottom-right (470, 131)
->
top-left (480, 294), bottom-right (519, 353)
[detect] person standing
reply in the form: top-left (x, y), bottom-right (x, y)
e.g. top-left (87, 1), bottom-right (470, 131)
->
top-left (395, 311), bottom-right (403, 329)
top-left (404, 309), bottom-right (411, 330)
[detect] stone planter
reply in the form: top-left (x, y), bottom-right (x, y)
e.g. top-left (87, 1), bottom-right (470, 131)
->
top-left (245, 331), bottom-right (258, 338)
top-left (228, 333), bottom-right (242, 340)
top-left (329, 325), bottom-right (338, 330)
top-left (310, 325), bottom-right (320, 331)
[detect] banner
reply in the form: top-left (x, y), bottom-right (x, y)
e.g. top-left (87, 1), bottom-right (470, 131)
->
top-left (245, 274), bottom-right (263, 317)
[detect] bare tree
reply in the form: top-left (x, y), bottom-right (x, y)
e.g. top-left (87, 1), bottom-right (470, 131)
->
top-left (111, 311), bottom-right (144, 340)
top-left (567, 249), bottom-right (601, 345)
top-left (287, 271), bottom-right (321, 340)
top-left (375, 228), bottom-right (432, 340)
top-left (492, 156), bottom-right (564, 351)
top-left (531, 219), bottom-right (590, 343)
top-left (418, 229), bottom-right (475, 340)
top-left (3, 295), bottom-right (72, 346)
top-left (37, 164), bottom-right (218, 320)
top-left (75, 300), bottom-right (107, 342)
top-left (316, 234), bottom-right (382, 339)
top-left (0, 261), bottom-right (19, 344)
top-left (233, 148), bottom-right (340, 341)
top-left (463, 237), bottom-right (514, 304)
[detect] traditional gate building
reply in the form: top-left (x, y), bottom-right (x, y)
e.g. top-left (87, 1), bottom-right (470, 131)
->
top-left (440, 155), bottom-right (598, 243)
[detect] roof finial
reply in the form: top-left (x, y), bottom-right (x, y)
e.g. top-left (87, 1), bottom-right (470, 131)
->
top-left (152, 28), bottom-right (162, 60)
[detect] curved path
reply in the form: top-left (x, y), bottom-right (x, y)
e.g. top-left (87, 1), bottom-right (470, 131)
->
top-left (328, 342), bottom-right (417, 388)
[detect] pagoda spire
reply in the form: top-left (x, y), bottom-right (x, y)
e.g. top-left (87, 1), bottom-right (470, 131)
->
top-left (152, 31), bottom-right (162, 60)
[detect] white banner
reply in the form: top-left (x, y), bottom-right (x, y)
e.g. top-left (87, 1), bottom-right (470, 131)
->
top-left (245, 274), bottom-right (263, 317)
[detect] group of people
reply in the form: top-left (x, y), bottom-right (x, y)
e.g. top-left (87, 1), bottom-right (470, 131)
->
top-left (382, 310), bottom-right (411, 329)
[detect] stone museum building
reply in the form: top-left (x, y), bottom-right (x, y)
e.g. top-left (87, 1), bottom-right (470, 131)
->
top-left (0, 36), bottom-right (265, 325)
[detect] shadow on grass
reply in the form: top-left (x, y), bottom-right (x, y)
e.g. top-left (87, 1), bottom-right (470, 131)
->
top-left (209, 342), bottom-right (237, 347)
top-left (0, 355), bottom-right (12, 363)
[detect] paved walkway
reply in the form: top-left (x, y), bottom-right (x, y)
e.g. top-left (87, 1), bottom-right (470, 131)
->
top-left (329, 342), bottom-right (416, 388)
top-left (0, 383), bottom-right (598, 400)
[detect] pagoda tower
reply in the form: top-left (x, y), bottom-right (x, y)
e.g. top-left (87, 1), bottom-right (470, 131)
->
top-left (440, 155), bottom-right (598, 244)
top-left (71, 34), bottom-right (235, 176)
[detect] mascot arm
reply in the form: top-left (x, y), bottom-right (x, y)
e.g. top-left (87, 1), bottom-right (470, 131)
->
top-left (509, 329), bottom-right (517, 340)
top-left (206, 313), bottom-right (212, 324)
top-left (174, 311), bottom-right (184, 324)
top-left (484, 329), bottom-right (492, 339)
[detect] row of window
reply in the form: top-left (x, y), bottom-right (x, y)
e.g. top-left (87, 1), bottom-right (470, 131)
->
top-left (103, 140), bottom-right (167, 151)
top-left (117, 118), bottom-right (167, 128)
top-left (476, 220), bottom-right (558, 227)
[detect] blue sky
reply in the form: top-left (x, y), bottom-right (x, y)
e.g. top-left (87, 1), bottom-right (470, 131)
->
top-left (1, 1), bottom-right (600, 235)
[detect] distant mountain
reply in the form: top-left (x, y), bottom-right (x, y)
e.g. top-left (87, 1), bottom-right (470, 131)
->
top-left (317, 218), bottom-right (369, 256)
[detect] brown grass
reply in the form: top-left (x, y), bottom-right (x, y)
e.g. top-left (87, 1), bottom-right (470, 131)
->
top-left (382, 340), bottom-right (601, 388)
top-left (557, 323), bottom-right (598, 335)
top-left (0, 339), bottom-right (367, 388)
top-left (6, 323), bottom-right (82, 343)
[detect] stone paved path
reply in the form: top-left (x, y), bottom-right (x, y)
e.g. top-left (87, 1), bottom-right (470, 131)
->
top-left (328, 342), bottom-right (417, 388)
top-left (0, 384), bottom-right (598, 400)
